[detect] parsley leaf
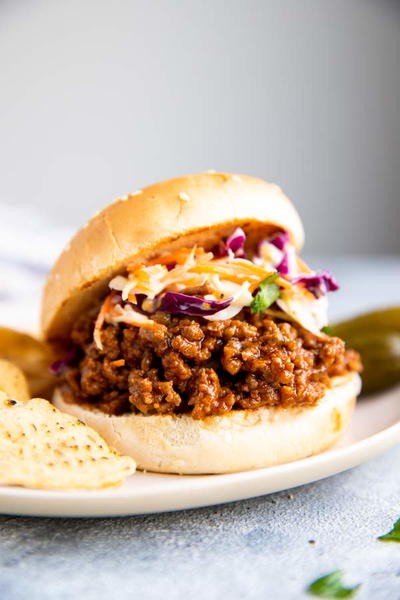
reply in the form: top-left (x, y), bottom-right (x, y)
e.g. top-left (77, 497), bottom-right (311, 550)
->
top-left (321, 326), bottom-right (334, 336)
top-left (307, 571), bottom-right (360, 598)
top-left (378, 517), bottom-right (400, 542)
top-left (250, 273), bottom-right (280, 314)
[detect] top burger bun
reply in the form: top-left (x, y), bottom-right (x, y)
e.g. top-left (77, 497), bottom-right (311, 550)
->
top-left (41, 172), bottom-right (304, 342)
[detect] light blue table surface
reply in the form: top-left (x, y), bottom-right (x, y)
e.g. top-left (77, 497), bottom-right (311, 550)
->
top-left (1, 256), bottom-right (400, 600)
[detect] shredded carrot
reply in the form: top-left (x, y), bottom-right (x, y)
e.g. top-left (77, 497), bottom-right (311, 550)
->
top-left (296, 256), bottom-right (313, 274)
top-left (191, 269), bottom-right (245, 285)
top-left (276, 276), bottom-right (292, 290)
top-left (143, 247), bottom-right (208, 267)
top-left (117, 316), bottom-right (165, 331)
top-left (165, 276), bottom-right (204, 289)
top-left (135, 265), bottom-right (167, 282)
top-left (110, 359), bottom-right (125, 367)
top-left (245, 275), bottom-right (291, 293)
top-left (230, 259), bottom-right (274, 277)
top-left (192, 262), bottom-right (275, 286)
top-left (192, 264), bottom-right (246, 278)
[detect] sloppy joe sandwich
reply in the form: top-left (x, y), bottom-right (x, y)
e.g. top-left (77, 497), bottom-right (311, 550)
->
top-left (43, 172), bottom-right (362, 474)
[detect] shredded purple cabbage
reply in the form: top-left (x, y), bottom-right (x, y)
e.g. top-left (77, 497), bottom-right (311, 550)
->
top-left (216, 227), bottom-right (246, 258)
top-left (277, 253), bottom-right (290, 275)
top-left (269, 231), bottom-right (289, 251)
top-left (292, 270), bottom-right (339, 298)
top-left (49, 351), bottom-right (76, 376)
top-left (226, 227), bottom-right (246, 257)
top-left (158, 292), bottom-right (232, 316)
top-left (259, 231), bottom-right (290, 275)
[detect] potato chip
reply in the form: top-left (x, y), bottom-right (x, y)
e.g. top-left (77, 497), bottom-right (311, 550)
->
top-left (0, 392), bottom-right (136, 490)
top-left (0, 359), bottom-right (30, 401)
top-left (0, 327), bottom-right (56, 399)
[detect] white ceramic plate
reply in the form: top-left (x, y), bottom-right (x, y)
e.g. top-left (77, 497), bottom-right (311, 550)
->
top-left (1, 386), bottom-right (400, 518)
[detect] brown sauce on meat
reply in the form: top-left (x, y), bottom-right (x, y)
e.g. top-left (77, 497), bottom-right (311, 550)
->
top-left (59, 308), bottom-right (361, 419)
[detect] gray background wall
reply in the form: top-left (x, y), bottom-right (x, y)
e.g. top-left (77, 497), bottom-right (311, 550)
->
top-left (1, 0), bottom-right (399, 254)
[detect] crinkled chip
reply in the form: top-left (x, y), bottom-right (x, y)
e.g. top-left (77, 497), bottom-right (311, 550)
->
top-left (0, 392), bottom-right (136, 490)
top-left (0, 359), bottom-right (30, 402)
top-left (0, 327), bottom-right (57, 399)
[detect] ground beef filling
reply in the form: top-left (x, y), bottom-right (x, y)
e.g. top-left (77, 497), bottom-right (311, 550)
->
top-left (60, 309), bottom-right (361, 419)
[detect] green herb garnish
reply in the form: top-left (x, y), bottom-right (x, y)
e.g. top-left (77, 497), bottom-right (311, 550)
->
top-left (321, 326), bottom-right (334, 336)
top-left (250, 273), bottom-right (280, 314)
top-left (307, 571), bottom-right (360, 598)
top-left (378, 517), bottom-right (400, 542)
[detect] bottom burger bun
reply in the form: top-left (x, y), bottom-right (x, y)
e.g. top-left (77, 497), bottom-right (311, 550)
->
top-left (53, 372), bottom-right (361, 475)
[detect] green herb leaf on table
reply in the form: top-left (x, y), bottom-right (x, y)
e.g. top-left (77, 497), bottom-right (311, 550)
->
top-left (378, 517), bottom-right (400, 542)
top-left (250, 273), bottom-right (280, 314)
top-left (307, 570), bottom-right (360, 598)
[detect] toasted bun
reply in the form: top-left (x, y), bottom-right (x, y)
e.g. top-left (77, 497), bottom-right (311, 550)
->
top-left (53, 373), bottom-right (361, 474)
top-left (42, 172), bottom-right (304, 342)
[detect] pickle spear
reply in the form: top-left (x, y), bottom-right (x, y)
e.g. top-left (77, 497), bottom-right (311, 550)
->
top-left (330, 307), bottom-right (400, 396)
